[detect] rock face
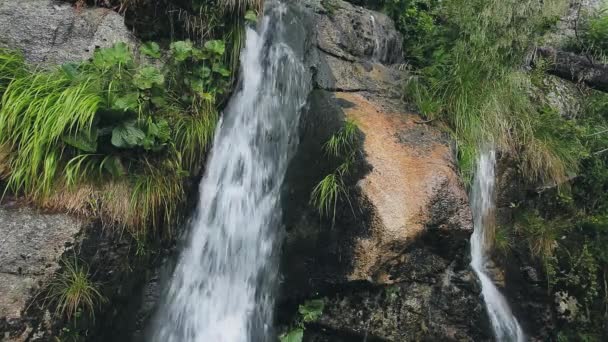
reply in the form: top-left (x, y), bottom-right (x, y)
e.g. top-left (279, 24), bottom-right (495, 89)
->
top-left (0, 0), bottom-right (136, 65)
top-left (0, 205), bottom-right (84, 341)
top-left (279, 0), bottom-right (485, 340)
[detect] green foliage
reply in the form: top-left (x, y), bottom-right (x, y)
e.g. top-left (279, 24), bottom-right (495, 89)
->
top-left (280, 298), bottom-right (325, 342)
top-left (493, 225), bottom-right (514, 256)
top-left (311, 120), bottom-right (360, 222)
top-left (511, 90), bottom-right (608, 338)
top-left (139, 42), bottom-right (161, 59)
top-left (323, 119), bottom-right (358, 157)
top-left (279, 329), bottom-right (303, 342)
top-left (575, 7), bottom-right (608, 60)
top-left (0, 48), bottom-right (25, 95)
top-left (310, 174), bottom-right (346, 220)
top-left (398, 0), bottom-right (577, 185)
top-left (384, 0), bottom-right (443, 66)
top-left (46, 258), bottom-right (105, 321)
top-left (0, 38), bottom-right (230, 236)
top-left (299, 299), bottom-right (325, 323)
top-left (321, 0), bottom-right (341, 16)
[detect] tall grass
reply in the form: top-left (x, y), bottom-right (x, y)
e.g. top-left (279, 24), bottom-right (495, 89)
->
top-left (46, 257), bottom-right (105, 321)
top-left (0, 69), bottom-right (101, 198)
top-left (0, 48), bottom-right (25, 95)
top-left (408, 0), bottom-right (575, 185)
top-left (173, 107), bottom-right (218, 172)
top-left (128, 159), bottom-right (186, 236)
top-left (579, 7), bottom-right (608, 59)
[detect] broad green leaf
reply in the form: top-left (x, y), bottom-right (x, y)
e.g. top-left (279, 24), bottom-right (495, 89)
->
top-left (113, 92), bottom-right (140, 111)
top-left (191, 47), bottom-right (208, 61)
top-left (133, 66), bottom-right (164, 90)
top-left (62, 130), bottom-right (98, 153)
top-left (111, 121), bottom-right (146, 148)
top-left (204, 40), bottom-right (225, 56)
top-left (140, 42), bottom-right (161, 58)
top-left (170, 40), bottom-right (193, 62)
top-left (197, 65), bottom-right (212, 79)
top-left (298, 299), bottom-right (325, 323)
top-left (245, 10), bottom-right (258, 23)
top-left (279, 329), bottom-right (303, 342)
top-left (212, 64), bottom-right (231, 77)
top-left (93, 42), bottom-right (132, 69)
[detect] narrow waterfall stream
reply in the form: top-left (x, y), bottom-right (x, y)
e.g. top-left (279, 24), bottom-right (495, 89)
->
top-left (470, 150), bottom-right (525, 342)
top-left (151, 2), bottom-right (309, 341)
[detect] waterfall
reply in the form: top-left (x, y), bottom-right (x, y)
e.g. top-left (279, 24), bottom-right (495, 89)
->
top-left (470, 150), bottom-right (525, 342)
top-left (150, 1), bottom-right (309, 341)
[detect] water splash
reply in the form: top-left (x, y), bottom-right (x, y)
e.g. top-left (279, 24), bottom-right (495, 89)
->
top-left (150, 2), bottom-right (309, 341)
top-left (470, 150), bottom-right (525, 342)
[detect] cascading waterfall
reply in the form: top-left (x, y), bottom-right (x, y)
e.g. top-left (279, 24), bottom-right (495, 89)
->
top-left (470, 150), bottom-right (525, 342)
top-left (150, 1), bottom-right (309, 341)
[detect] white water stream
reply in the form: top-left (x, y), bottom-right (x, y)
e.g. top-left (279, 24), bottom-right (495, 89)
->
top-left (470, 150), bottom-right (525, 342)
top-left (150, 2), bottom-right (309, 341)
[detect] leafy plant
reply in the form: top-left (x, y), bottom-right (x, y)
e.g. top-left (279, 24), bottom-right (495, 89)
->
top-left (0, 37), bottom-right (231, 237)
top-left (280, 298), bottom-right (325, 342)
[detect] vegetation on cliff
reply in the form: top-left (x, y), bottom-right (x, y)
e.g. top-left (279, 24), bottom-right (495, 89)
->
top-left (377, 0), bottom-right (608, 339)
top-left (0, 0), bottom-right (260, 243)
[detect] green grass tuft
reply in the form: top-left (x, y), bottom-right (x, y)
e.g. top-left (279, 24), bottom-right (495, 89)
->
top-left (46, 257), bottom-right (105, 321)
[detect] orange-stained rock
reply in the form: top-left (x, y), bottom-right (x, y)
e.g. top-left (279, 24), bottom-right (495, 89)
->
top-left (334, 92), bottom-right (472, 282)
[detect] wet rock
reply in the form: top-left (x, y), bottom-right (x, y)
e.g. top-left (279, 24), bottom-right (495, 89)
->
top-left (0, 0), bottom-right (136, 66)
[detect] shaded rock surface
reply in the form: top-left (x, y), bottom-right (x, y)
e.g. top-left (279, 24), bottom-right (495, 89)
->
top-left (279, 0), bottom-right (484, 340)
top-left (0, 0), bottom-right (136, 65)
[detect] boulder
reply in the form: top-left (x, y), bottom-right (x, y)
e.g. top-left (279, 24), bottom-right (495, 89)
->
top-left (279, 0), bottom-right (484, 340)
top-left (0, 0), bottom-right (136, 66)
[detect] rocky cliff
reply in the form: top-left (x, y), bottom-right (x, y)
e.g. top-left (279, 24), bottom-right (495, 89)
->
top-left (278, 0), bottom-right (486, 340)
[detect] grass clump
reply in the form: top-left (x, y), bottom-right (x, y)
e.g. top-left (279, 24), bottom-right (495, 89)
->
top-left (46, 258), bottom-right (105, 321)
top-left (311, 120), bottom-right (359, 223)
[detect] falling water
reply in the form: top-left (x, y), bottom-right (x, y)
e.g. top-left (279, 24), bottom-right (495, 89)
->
top-left (470, 150), bottom-right (525, 342)
top-left (369, 15), bottom-right (386, 62)
top-left (150, 2), bottom-right (309, 341)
